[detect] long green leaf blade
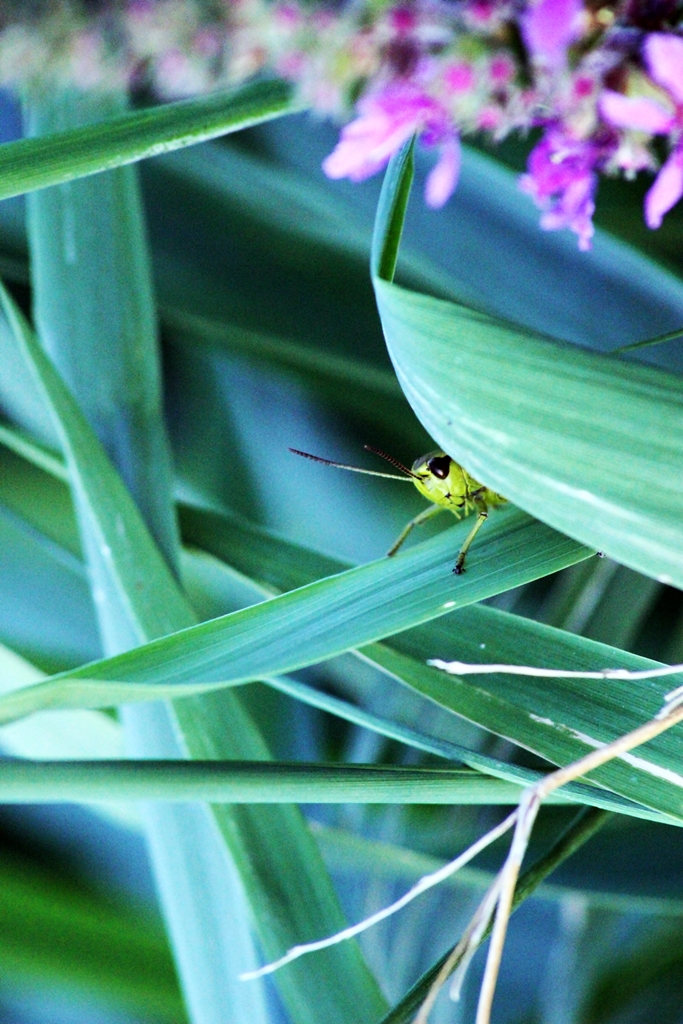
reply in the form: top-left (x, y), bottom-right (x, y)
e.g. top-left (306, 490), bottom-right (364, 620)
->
top-left (368, 614), bottom-right (683, 821)
top-left (0, 761), bottom-right (545, 804)
top-left (0, 508), bottom-right (590, 718)
top-left (0, 80), bottom-right (296, 200)
top-left (0, 283), bottom-right (191, 642)
top-left (25, 88), bottom-right (180, 570)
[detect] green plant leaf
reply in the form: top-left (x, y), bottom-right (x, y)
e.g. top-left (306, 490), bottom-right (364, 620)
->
top-left (371, 148), bottom-right (683, 590)
top-left (0, 80), bottom-right (296, 201)
top-left (0, 761), bottom-right (546, 804)
top-left (370, 137), bottom-right (414, 282)
top-left (2, 430), bottom-right (678, 828)
top-left (25, 87), bottom-right (180, 571)
top-left (0, 506), bottom-right (590, 719)
top-left (0, 283), bottom-right (192, 643)
top-left (368, 615), bottom-right (683, 821)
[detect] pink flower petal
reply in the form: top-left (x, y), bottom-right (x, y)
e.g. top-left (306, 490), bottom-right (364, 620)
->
top-left (645, 146), bottom-right (683, 228)
top-left (322, 106), bottom-right (421, 180)
top-left (599, 90), bottom-right (674, 134)
top-left (424, 136), bottom-right (461, 207)
top-left (522, 0), bottom-right (582, 67)
top-left (645, 33), bottom-right (683, 107)
top-left (322, 84), bottom-right (450, 185)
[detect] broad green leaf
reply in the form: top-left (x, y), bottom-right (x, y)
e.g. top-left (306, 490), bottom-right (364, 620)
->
top-left (0, 507), bottom-right (590, 719)
top-left (371, 146), bottom-right (683, 590)
top-left (0, 80), bottom-right (296, 201)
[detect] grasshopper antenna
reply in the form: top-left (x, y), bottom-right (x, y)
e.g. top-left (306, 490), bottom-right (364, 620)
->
top-left (289, 447), bottom-right (413, 482)
top-left (363, 445), bottom-right (419, 479)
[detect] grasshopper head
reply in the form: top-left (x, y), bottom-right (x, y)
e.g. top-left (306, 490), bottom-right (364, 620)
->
top-left (411, 451), bottom-right (470, 509)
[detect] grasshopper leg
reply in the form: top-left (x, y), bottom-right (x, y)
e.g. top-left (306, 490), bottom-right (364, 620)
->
top-left (453, 500), bottom-right (488, 574)
top-left (387, 504), bottom-right (445, 557)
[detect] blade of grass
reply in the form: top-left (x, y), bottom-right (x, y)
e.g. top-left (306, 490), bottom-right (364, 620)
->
top-left (0, 761), bottom-right (551, 804)
top-left (0, 506), bottom-right (591, 719)
top-left (1, 80), bottom-right (296, 201)
top-left (370, 137), bottom-right (414, 282)
top-left (25, 87), bottom-right (180, 573)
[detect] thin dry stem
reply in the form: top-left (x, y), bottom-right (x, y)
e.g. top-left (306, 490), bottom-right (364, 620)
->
top-left (240, 809), bottom-right (518, 981)
top-left (475, 791), bottom-right (541, 1024)
top-left (416, 697), bottom-right (683, 1024)
top-left (470, 699), bottom-right (683, 1024)
top-left (414, 877), bottom-right (504, 1024)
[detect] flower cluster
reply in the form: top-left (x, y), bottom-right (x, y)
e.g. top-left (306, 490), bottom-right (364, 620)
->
top-left (1, 0), bottom-right (683, 248)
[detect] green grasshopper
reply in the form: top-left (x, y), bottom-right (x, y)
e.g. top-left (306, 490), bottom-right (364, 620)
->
top-left (290, 445), bottom-right (506, 574)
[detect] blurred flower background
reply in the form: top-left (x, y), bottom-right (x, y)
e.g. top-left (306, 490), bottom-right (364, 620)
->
top-left (4, 0), bottom-right (683, 248)
top-left (0, 2), bottom-right (682, 1024)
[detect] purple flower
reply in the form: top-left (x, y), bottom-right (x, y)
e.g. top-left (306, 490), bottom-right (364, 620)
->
top-left (600, 32), bottom-right (683, 227)
top-left (520, 129), bottom-right (602, 250)
top-left (521, 0), bottom-right (583, 69)
top-left (322, 81), bottom-right (460, 207)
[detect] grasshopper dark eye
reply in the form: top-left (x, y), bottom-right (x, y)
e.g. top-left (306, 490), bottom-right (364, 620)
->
top-left (289, 444), bottom-right (507, 574)
top-left (427, 455), bottom-right (451, 479)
